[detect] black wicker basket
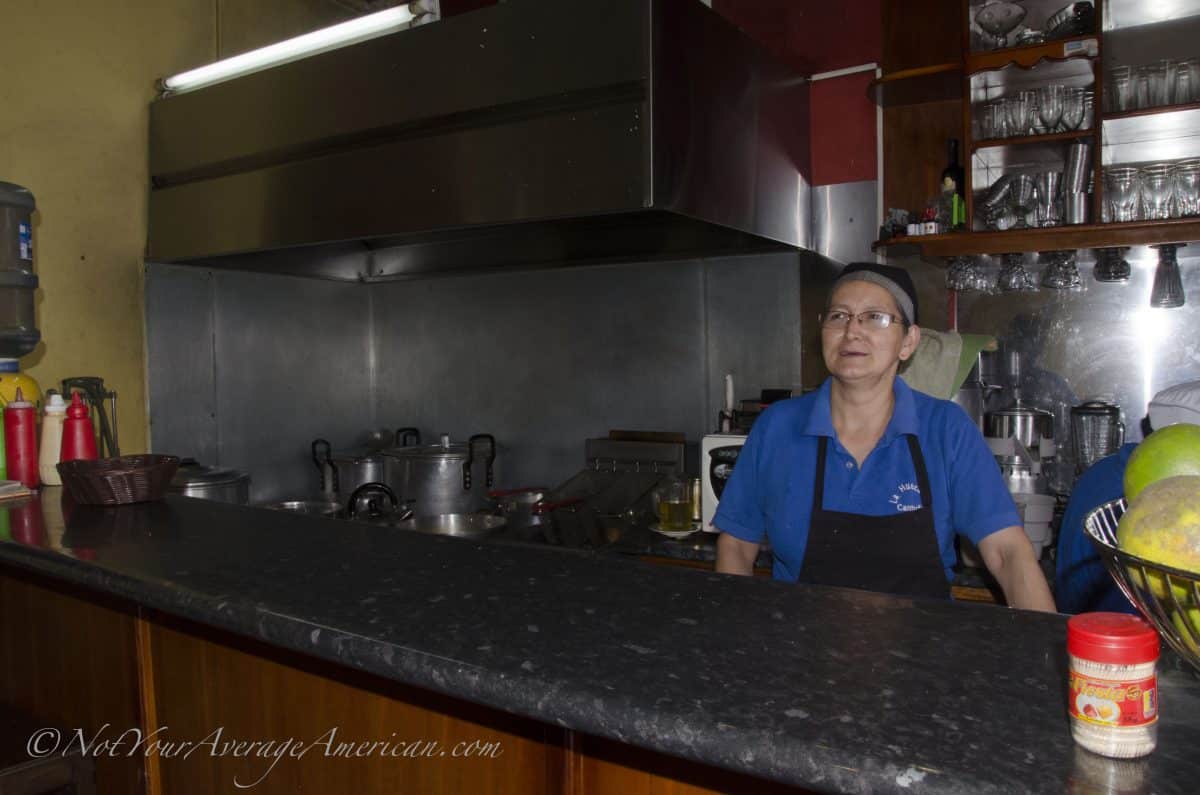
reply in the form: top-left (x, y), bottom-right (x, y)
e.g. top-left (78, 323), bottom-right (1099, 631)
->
top-left (57, 455), bottom-right (181, 506)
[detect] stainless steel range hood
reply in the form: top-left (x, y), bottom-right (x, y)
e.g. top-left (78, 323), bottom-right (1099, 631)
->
top-left (148, 0), bottom-right (811, 281)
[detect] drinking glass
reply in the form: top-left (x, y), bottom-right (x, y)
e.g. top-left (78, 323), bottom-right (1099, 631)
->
top-left (1150, 244), bottom-right (1185, 309)
top-left (1034, 171), bottom-right (1062, 227)
top-left (1037, 85), bottom-right (1065, 132)
top-left (997, 253), bottom-right (1038, 292)
top-left (1174, 159), bottom-right (1200, 217)
top-left (1094, 248), bottom-right (1131, 283)
top-left (1135, 62), bottom-right (1170, 109)
top-left (1010, 174), bottom-right (1038, 227)
top-left (1108, 66), bottom-right (1133, 112)
top-left (1061, 87), bottom-right (1086, 130)
top-left (1104, 166), bottom-right (1141, 222)
top-left (946, 256), bottom-right (992, 292)
top-left (1184, 58), bottom-right (1200, 104)
top-left (975, 1), bottom-right (1027, 49)
top-left (1004, 94), bottom-right (1031, 138)
top-left (1172, 61), bottom-right (1194, 107)
top-left (977, 101), bottom-right (1001, 139)
top-left (1139, 163), bottom-right (1175, 220)
top-left (1041, 250), bottom-right (1081, 289)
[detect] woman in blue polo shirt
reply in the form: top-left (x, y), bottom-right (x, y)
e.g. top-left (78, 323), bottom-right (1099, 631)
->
top-left (714, 263), bottom-right (1055, 610)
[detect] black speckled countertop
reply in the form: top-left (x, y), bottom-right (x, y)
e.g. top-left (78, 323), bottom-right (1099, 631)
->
top-left (1, 491), bottom-right (1197, 794)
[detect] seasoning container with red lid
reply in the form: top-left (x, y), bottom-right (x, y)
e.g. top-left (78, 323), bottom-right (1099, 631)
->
top-left (1067, 612), bottom-right (1160, 758)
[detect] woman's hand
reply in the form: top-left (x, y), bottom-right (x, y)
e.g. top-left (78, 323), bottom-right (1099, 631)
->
top-left (978, 526), bottom-right (1057, 611)
top-left (716, 532), bottom-right (760, 576)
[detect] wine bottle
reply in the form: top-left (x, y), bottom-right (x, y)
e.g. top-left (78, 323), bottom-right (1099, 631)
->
top-left (941, 138), bottom-right (965, 199)
top-left (940, 138), bottom-right (967, 229)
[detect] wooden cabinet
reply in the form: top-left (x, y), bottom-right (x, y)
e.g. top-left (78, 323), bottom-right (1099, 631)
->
top-left (0, 566), bottom-right (804, 794)
top-left (873, 0), bottom-right (1200, 257)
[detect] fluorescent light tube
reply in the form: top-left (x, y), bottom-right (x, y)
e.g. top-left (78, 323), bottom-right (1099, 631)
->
top-left (161, 5), bottom-right (416, 95)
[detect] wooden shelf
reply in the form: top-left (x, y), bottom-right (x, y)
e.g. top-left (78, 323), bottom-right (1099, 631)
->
top-left (870, 63), bottom-right (963, 107)
top-left (966, 35), bottom-right (1098, 74)
top-left (872, 218), bottom-right (1200, 258)
top-left (971, 129), bottom-right (1094, 151)
top-left (1102, 101), bottom-right (1200, 123)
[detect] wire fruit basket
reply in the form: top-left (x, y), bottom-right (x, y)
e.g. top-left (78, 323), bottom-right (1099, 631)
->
top-left (57, 455), bottom-right (180, 506)
top-left (1084, 497), bottom-right (1200, 672)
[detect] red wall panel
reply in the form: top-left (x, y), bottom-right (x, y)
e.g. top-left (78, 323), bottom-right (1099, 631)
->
top-left (810, 71), bottom-right (878, 185)
top-left (712, 0), bottom-right (881, 75)
top-left (713, 0), bottom-right (882, 186)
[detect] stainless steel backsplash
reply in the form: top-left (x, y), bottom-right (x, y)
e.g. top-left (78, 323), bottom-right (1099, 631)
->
top-left (147, 252), bottom-right (812, 500)
top-left (886, 246), bottom-right (1200, 463)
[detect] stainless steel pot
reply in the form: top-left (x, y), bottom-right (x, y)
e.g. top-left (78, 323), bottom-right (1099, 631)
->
top-left (311, 439), bottom-right (387, 499)
top-left (313, 430), bottom-right (422, 498)
top-left (382, 433), bottom-right (496, 517)
top-left (984, 401), bottom-right (1055, 449)
top-left (392, 512), bottom-right (505, 538)
top-left (168, 458), bottom-right (251, 504)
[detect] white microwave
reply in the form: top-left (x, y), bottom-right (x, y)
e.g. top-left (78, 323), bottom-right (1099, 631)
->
top-left (700, 433), bottom-right (747, 532)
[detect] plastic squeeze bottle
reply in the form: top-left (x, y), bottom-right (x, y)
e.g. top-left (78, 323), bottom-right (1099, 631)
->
top-left (60, 392), bottom-right (99, 462)
top-left (4, 387), bottom-right (38, 489)
top-left (38, 393), bottom-right (67, 485)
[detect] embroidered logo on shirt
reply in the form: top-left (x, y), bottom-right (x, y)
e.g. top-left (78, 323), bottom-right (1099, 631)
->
top-left (889, 482), bottom-right (921, 512)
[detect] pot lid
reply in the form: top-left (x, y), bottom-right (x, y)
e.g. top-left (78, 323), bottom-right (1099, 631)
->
top-left (384, 434), bottom-right (471, 461)
top-left (329, 448), bottom-right (387, 465)
top-left (170, 458), bottom-right (249, 487)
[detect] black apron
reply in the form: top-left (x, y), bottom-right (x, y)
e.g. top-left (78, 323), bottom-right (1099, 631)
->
top-left (797, 435), bottom-right (951, 600)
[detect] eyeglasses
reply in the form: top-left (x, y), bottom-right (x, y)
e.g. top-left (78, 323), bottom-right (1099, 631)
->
top-left (819, 310), bottom-right (903, 331)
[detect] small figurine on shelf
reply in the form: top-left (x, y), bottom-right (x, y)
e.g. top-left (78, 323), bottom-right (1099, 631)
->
top-left (879, 208), bottom-right (910, 240)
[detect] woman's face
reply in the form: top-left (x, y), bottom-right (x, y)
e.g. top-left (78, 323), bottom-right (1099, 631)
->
top-left (821, 280), bottom-right (920, 384)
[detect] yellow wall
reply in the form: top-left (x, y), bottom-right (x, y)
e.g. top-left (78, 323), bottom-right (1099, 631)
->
top-left (0, 0), bottom-right (351, 455)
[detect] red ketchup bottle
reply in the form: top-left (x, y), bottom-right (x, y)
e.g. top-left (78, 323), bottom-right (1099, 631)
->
top-left (4, 387), bottom-right (38, 489)
top-left (61, 392), bottom-right (99, 462)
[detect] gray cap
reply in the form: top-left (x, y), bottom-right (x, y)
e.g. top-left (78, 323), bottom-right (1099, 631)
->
top-left (831, 262), bottom-right (919, 326)
top-left (1149, 380), bottom-right (1200, 429)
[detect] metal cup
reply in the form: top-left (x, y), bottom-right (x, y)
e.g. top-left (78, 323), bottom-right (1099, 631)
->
top-left (1063, 192), bottom-right (1089, 225)
top-left (1064, 142), bottom-right (1091, 194)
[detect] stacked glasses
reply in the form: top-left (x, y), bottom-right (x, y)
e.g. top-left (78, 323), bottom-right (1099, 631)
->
top-left (1108, 59), bottom-right (1200, 112)
top-left (976, 85), bottom-right (1092, 139)
top-left (1102, 160), bottom-right (1200, 222)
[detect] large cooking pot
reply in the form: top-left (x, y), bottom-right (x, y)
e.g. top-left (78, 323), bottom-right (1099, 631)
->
top-left (984, 401), bottom-right (1055, 449)
top-left (382, 433), bottom-right (495, 517)
top-left (168, 458), bottom-right (250, 504)
top-left (312, 429), bottom-right (420, 498)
